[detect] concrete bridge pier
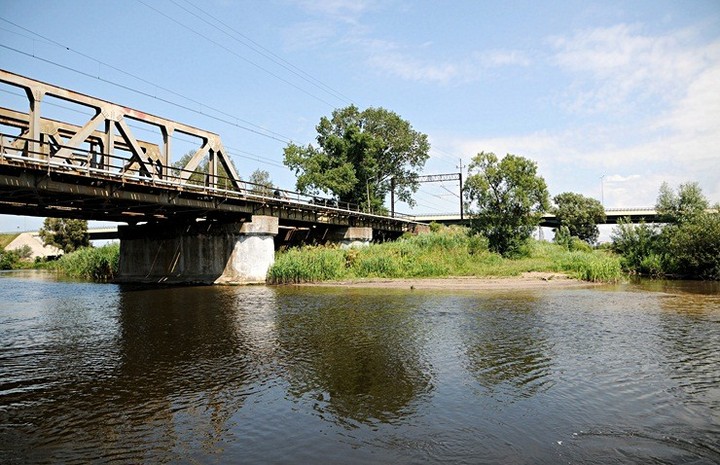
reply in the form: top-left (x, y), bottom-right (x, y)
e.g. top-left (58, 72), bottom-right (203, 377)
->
top-left (332, 226), bottom-right (373, 248)
top-left (116, 216), bottom-right (278, 285)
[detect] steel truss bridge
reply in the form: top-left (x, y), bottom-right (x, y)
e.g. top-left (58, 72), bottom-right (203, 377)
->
top-left (0, 69), bottom-right (421, 235)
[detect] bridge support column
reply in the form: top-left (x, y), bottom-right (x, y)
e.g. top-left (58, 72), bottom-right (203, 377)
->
top-left (331, 226), bottom-right (373, 248)
top-left (116, 216), bottom-right (278, 285)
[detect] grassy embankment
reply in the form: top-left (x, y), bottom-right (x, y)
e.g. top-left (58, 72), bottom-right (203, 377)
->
top-left (0, 233), bottom-right (19, 249)
top-left (268, 226), bottom-right (623, 284)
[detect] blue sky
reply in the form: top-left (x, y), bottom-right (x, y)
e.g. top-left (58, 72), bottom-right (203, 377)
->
top-left (1, 0), bottom-right (719, 233)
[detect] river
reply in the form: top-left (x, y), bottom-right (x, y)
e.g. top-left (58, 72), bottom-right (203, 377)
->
top-left (1, 271), bottom-right (718, 464)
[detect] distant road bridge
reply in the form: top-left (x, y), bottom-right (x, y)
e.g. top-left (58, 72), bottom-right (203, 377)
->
top-left (412, 209), bottom-right (660, 228)
top-left (0, 69), bottom-right (424, 284)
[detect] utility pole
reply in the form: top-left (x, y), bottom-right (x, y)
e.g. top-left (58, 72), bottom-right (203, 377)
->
top-left (457, 158), bottom-right (465, 220)
top-left (390, 177), bottom-right (395, 218)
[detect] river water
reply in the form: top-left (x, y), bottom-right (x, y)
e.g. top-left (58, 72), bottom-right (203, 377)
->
top-left (0, 271), bottom-right (718, 464)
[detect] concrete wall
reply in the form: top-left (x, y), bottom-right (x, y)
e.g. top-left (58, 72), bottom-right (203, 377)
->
top-left (116, 216), bottom-right (278, 285)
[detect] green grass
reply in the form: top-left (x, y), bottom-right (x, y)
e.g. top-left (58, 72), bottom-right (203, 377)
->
top-left (0, 233), bottom-right (19, 250)
top-left (268, 227), bottom-right (624, 284)
top-left (54, 243), bottom-right (120, 282)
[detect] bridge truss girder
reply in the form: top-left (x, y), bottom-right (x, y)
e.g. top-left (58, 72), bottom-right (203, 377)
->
top-left (0, 69), bottom-right (242, 191)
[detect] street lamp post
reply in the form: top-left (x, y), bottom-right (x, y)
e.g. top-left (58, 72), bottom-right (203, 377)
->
top-left (600, 175), bottom-right (606, 207)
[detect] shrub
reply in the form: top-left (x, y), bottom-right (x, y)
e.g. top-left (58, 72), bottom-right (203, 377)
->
top-left (0, 249), bottom-right (21, 270)
top-left (428, 221), bottom-right (443, 232)
top-left (611, 219), bottom-right (661, 273)
top-left (662, 213), bottom-right (720, 280)
top-left (268, 228), bottom-right (624, 284)
top-left (467, 234), bottom-right (489, 256)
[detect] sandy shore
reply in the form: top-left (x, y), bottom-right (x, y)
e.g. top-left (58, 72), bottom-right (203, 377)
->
top-left (300, 272), bottom-right (599, 290)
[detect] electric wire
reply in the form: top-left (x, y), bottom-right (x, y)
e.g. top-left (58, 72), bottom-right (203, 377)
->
top-left (135, 0), bottom-right (339, 108)
top-left (0, 87), bottom-right (287, 170)
top-left (0, 18), bottom-right (294, 144)
top-left (172, 0), bottom-right (354, 105)
top-left (0, 43), bottom-right (295, 147)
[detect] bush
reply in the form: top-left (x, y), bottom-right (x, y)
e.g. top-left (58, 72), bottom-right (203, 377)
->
top-left (568, 237), bottom-right (592, 253)
top-left (428, 221), bottom-right (443, 232)
top-left (611, 219), bottom-right (661, 273)
top-left (467, 234), bottom-right (489, 256)
top-left (662, 213), bottom-right (720, 280)
top-left (0, 249), bottom-right (21, 270)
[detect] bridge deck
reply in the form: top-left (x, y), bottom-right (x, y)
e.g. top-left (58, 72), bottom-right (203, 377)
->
top-left (0, 147), bottom-right (419, 232)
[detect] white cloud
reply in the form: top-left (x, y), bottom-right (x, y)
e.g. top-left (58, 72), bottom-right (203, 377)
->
top-left (551, 23), bottom-right (713, 115)
top-left (291, 0), bottom-right (376, 23)
top-left (364, 43), bottom-right (530, 83)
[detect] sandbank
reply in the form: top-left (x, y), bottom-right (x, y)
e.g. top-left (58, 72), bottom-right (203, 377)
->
top-left (300, 272), bottom-right (599, 290)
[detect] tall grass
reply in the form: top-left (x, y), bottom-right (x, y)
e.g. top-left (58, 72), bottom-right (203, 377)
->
top-left (554, 251), bottom-right (623, 283)
top-left (268, 227), bottom-right (624, 284)
top-left (55, 243), bottom-right (120, 282)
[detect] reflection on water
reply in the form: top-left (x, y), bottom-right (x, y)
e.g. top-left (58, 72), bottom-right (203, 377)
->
top-left (461, 295), bottom-right (553, 399)
top-left (1, 271), bottom-right (718, 464)
top-left (273, 288), bottom-right (432, 426)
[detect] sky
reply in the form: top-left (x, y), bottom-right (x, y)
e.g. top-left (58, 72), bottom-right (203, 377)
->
top-left (0, 0), bottom-right (719, 234)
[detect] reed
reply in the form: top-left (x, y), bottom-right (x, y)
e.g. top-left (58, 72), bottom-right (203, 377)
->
top-left (555, 251), bottom-right (623, 283)
top-left (55, 243), bottom-right (120, 282)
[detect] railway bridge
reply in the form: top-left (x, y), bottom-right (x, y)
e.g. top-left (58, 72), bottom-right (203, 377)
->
top-left (0, 70), bottom-right (424, 284)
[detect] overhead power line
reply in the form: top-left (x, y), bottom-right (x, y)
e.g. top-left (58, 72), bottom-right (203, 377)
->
top-left (0, 43), bottom-right (295, 146)
top-left (135, 0), bottom-right (339, 108)
top-left (0, 18), bottom-right (293, 144)
top-left (172, 0), bottom-right (354, 105)
top-left (0, 87), bottom-right (287, 170)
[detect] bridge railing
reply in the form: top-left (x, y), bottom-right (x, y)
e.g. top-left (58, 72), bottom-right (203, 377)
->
top-left (0, 132), bottom-right (414, 221)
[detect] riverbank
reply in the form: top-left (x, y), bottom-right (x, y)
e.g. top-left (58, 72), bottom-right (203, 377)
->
top-left (296, 271), bottom-right (598, 290)
top-left (268, 227), bottom-right (624, 285)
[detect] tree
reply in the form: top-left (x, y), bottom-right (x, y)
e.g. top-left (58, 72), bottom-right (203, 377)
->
top-left (39, 218), bottom-right (89, 253)
top-left (248, 169), bottom-right (274, 196)
top-left (283, 105), bottom-right (430, 212)
top-left (463, 152), bottom-right (550, 256)
top-left (552, 192), bottom-right (606, 244)
top-left (656, 181), bottom-right (708, 224)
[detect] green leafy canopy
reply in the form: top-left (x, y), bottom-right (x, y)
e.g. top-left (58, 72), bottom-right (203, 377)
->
top-left (463, 152), bottom-right (549, 256)
top-left (283, 105), bottom-right (430, 212)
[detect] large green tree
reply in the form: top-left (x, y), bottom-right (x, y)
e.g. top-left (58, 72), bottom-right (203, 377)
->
top-left (283, 105), bottom-right (430, 212)
top-left (39, 218), bottom-right (89, 253)
top-left (553, 192), bottom-right (606, 244)
top-left (463, 152), bottom-right (550, 256)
